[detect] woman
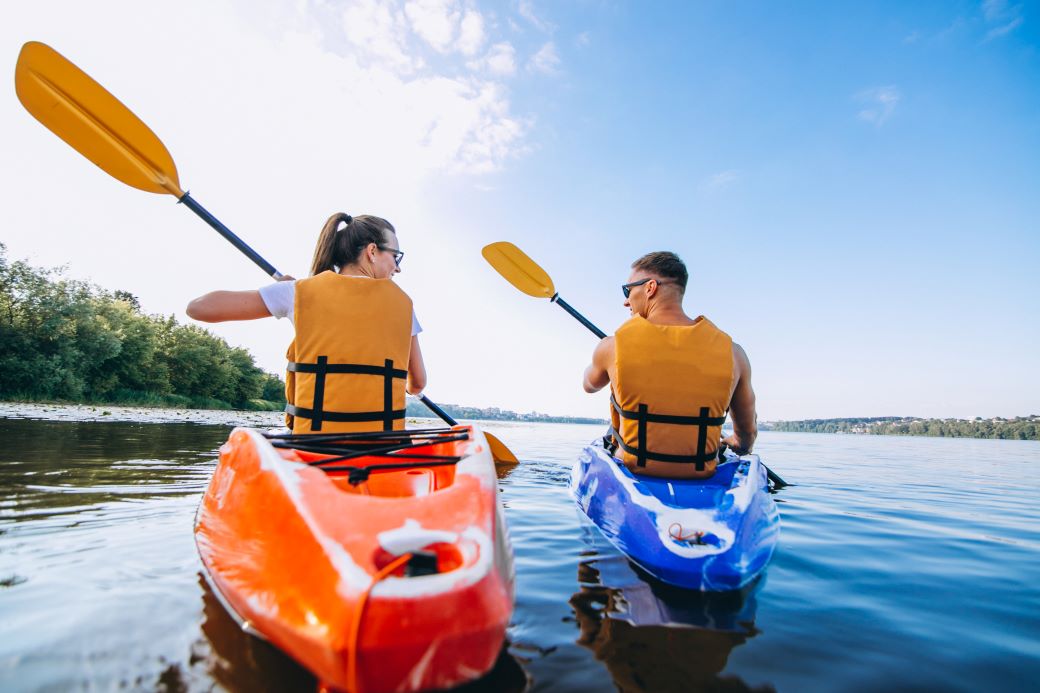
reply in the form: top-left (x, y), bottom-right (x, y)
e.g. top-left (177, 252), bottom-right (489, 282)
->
top-left (187, 213), bottom-right (426, 433)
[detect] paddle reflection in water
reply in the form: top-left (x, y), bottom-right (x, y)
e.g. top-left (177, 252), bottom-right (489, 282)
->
top-left (569, 555), bottom-right (772, 693)
top-left (196, 572), bottom-right (529, 692)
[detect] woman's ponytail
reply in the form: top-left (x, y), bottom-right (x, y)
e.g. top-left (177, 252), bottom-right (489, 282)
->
top-left (310, 213), bottom-right (351, 275)
top-left (309, 213), bottom-right (395, 276)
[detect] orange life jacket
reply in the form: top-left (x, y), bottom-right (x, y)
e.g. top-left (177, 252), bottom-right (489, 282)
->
top-left (610, 315), bottom-right (734, 479)
top-left (284, 271), bottom-right (412, 433)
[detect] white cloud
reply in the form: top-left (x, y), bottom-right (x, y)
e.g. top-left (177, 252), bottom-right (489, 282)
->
top-left (469, 42), bottom-right (517, 76)
top-left (397, 0), bottom-right (487, 56)
top-left (701, 170), bottom-right (740, 193)
top-left (451, 83), bottom-right (529, 174)
top-left (325, 1), bottom-right (526, 172)
top-left (856, 86), bottom-right (901, 127)
top-left (405, 0), bottom-right (460, 52)
top-left (576, 31), bottom-right (591, 47)
top-left (985, 16), bottom-right (1023, 40)
top-left (529, 41), bottom-right (560, 74)
top-left (458, 10), bottom-right (486, 55)
top-left (983, 0), bottom-right (1010, 22)
top-left (981, 0), bottom-right (1025, 40)
top-left (341, 0), bottom-right (415, 72)
top-left (518, 0), bottom-right (555, 33)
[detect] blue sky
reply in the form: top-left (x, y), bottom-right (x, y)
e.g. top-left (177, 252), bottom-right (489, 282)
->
top-left (1, 1), bottom-right (1037, 420)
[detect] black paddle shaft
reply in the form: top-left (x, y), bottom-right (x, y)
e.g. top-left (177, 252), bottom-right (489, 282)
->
top-left (551, 294), bottom-right (607, 339)
top-left (179, 192), bottom-right (283, 279)
top-left (419, 395), bottom-right (459, 426)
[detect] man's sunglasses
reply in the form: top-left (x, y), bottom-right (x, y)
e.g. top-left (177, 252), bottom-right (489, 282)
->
top-left (377, 245), bottom-right (404, 267)
top-left (622, 277), bottom-right (670, 298)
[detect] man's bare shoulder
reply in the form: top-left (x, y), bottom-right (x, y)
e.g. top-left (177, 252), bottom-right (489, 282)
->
top-left (732, 341), bottom-right (750, 363)
top-left (731, 341), bottom-right (751, 378)
top-left (593, 335), bottom-right (616, 363)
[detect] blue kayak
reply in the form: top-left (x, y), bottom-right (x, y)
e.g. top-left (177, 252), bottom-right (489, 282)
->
top-left (570, 443), bottom-right (780, 591)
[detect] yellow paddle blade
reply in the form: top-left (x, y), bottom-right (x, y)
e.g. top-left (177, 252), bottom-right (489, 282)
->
top-left (15, 41), bottom-right (183, 197)
top-left (481, 241), bottom-right (556, 299)
top-left (485, 432), bottom-right (519, 465)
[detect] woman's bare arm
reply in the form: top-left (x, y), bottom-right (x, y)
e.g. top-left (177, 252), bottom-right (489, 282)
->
top-left (186, 290), bottom-right (272, 323)
top-left (406, 335), bottom-right (427, 395)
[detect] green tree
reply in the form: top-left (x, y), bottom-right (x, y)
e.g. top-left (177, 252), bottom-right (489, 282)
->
top-left (0, 245), bottom-right (276, 409)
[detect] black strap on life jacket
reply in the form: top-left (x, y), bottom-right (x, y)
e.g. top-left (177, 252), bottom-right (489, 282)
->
top-left (610, 394), bottom-right (727, 471)
top-left (285, 357), bottom-right (407, 432)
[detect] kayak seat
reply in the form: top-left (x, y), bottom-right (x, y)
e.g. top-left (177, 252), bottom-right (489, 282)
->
top-left (266, 427), bottom-right (464, 497)
top-left (361, 467), bottom-right (435, 497)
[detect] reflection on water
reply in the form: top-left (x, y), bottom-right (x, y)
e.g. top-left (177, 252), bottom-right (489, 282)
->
top-left (570, 555), bottom-right (771, 693)
top-left (0, 418), bottom-right (225, 519)
top-left (196, 571), bottom-right (529, 692)
top-left (196, 572), bottom-right (319, 692)
top-left (1, 413), bottom-right (1038, 691)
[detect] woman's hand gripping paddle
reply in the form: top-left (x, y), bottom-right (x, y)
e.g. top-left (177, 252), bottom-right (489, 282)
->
top-left (14, 41), bottom-right (519, 464)
top-left (481, 241), bottom-right (787, 486)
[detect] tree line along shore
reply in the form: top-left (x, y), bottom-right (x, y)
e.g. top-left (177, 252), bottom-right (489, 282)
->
top-left (0, 244), bottom-right (284, 411)
top-left (768, 416), bottom-right (1039, 441)
top-left (404, 400), bottom-right (607, 425)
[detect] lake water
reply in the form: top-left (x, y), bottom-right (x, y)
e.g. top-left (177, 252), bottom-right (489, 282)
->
top-left (1, 407), bottom-right (1038, 692)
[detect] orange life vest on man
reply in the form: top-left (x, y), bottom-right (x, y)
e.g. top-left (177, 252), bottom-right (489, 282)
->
top-left (610, 315), bottom-right (734, 479)
top-left (284, 271), bottom-right (412, 434)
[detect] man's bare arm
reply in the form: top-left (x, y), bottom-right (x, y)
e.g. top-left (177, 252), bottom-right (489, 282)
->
top-left (723, 343), bottom-right (757, 454)
top-left (583, 337), bottom-right (613, 393)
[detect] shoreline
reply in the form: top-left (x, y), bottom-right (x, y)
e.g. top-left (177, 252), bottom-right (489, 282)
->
top-left (766, 427), bottom-right (1038, 443)
top-left (0, 401), bottom-right (607, 428)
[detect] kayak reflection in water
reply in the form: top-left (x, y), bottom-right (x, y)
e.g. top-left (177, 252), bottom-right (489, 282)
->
top-left (582, 251), bottom-right (757, 480)
top-left (193, 573), bottom-right (529, 693)
top-left (569, 556), bottom-right (773, 693)
top-left (186, 213), bottom-right (427, 433)
top-left (195, 572), bottom-right (316, 692)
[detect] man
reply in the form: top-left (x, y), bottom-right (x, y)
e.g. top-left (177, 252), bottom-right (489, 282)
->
top-left (582, 252), bottom-right (757, 479)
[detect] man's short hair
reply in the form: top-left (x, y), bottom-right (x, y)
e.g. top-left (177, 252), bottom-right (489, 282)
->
top-left (632, 251), bottom-right (688, 293)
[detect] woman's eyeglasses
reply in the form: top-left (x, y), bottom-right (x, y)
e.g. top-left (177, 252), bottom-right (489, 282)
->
top-left (622, 277), bottom-right (669, 298)
top-left (377, 245), bottom-right (404, 267)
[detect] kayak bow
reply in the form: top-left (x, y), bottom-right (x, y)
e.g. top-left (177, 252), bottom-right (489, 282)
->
top-left (195, 425), bottom-right (514, 692)
top-left (571, 443), bottom-right (780, 591)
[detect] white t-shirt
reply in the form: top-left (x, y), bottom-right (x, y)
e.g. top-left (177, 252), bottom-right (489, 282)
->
top-left (258, 279), bottom-right (422, 336)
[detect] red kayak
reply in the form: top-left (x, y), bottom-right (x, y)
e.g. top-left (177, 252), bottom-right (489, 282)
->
top-left (195, 425), bottom-right (514, 692)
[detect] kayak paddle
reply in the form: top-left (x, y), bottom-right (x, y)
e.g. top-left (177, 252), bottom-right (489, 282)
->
top-left (15, 41), bottom-right (281, 279)
top-left (481, 242), bottom-right (607, 339)
top-left (14, 41), bottom-right (519, 464)
top-left (482, 241), bottom-right (787, 487)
